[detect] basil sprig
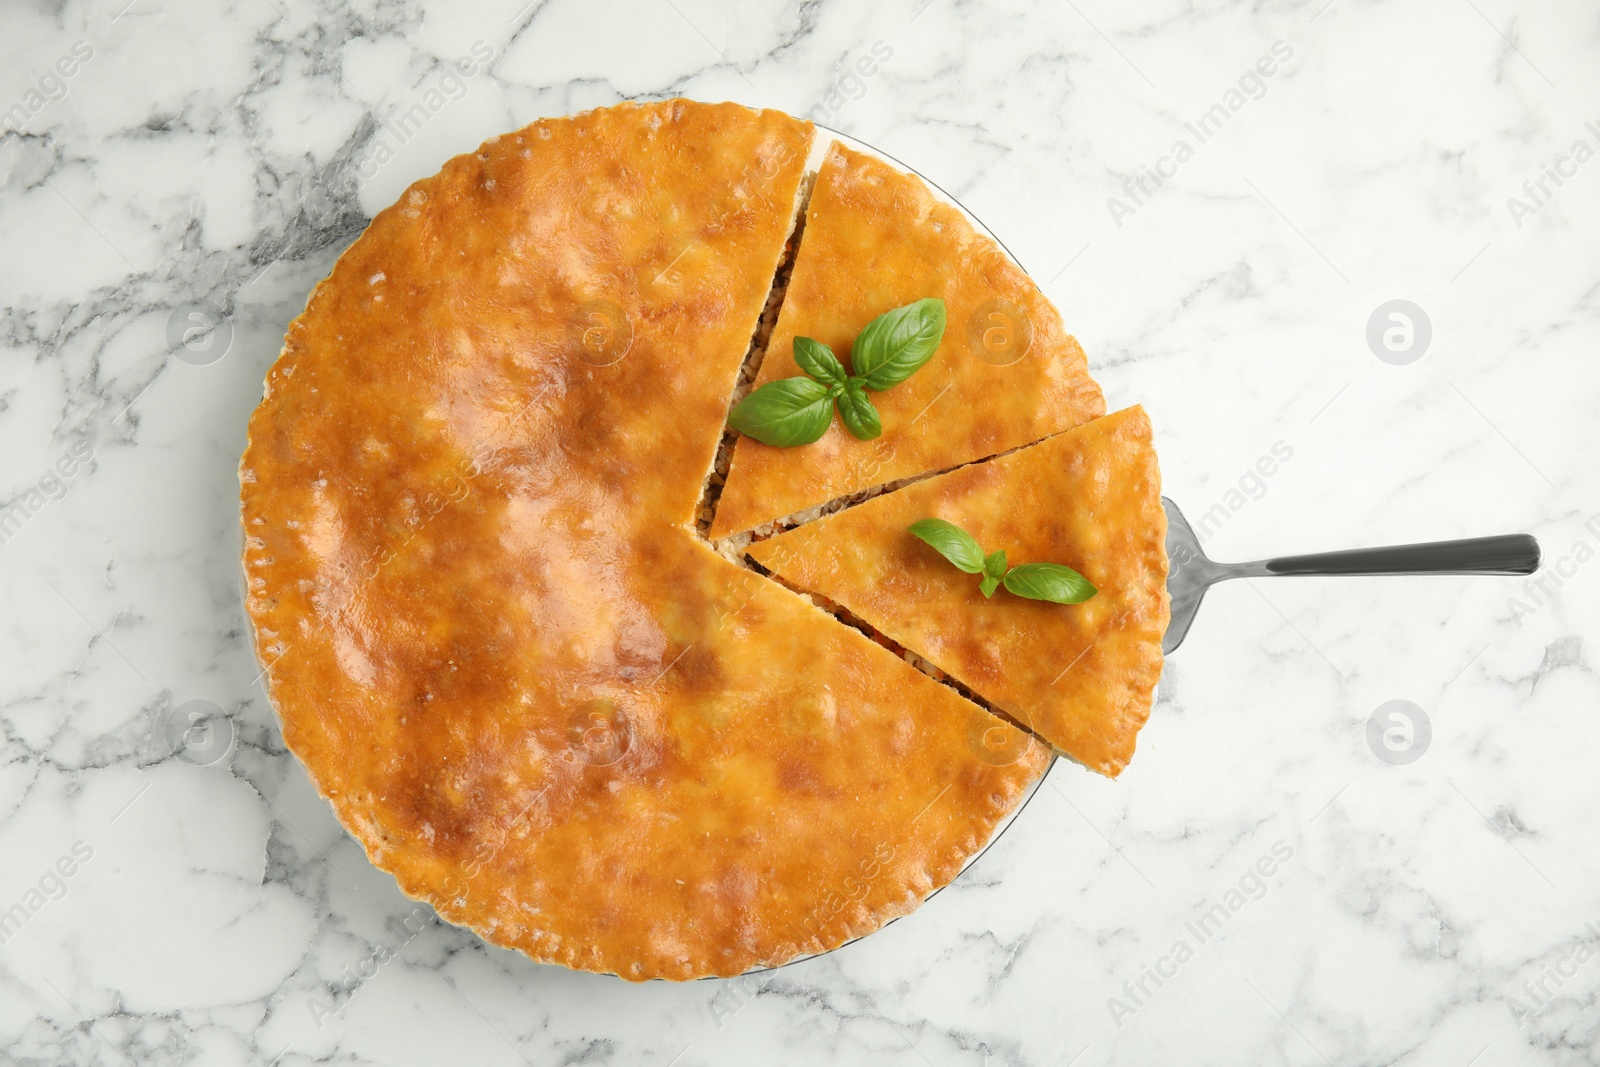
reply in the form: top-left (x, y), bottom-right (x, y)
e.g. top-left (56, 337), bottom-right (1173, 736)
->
top-left (728, 299), bottom-right (946, 447)
top-left (907, 518), bottom-right (1097, 605)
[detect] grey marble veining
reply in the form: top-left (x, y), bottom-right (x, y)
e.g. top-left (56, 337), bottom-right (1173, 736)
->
top-left (2, 0), bottom-right (1598, 1064)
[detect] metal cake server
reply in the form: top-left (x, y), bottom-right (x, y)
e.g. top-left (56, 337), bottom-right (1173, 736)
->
top-left (1162, 497), bottom-right (1542, 653)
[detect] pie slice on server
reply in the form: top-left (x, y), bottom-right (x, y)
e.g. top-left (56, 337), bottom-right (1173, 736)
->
top-left (748, 406), bottom-right (1169, 777)
top-left (707, 141), bottom-right (1106, 540)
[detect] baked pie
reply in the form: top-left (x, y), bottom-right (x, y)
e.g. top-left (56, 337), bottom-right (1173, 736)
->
top-left (240, 100), bottom-right (1068, 981)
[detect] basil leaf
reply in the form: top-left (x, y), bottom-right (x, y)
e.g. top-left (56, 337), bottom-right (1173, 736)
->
top-left (835, 383), bottom-right (882, 440)
top-left (907, 518), bottom-right (985, 574)
top-left (979, 574), bottom-right (1001, 598)
top-left (728, 377), bottom-right (835, 447)
top-left (1002, 562), bottom-right (1097, 604)
top-left (792, 336), bottom-right (847, 386)
top-left (851, 298), bottom-right (946, 391)
top-left (983, 550), bottom-right (1007, 580)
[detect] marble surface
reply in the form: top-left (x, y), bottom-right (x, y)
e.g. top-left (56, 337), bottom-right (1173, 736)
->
top-left (2, 0), bottom-right (1598, 1063)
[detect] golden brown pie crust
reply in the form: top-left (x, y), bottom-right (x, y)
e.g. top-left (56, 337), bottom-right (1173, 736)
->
top-left (749, 406), bottom-right (1169, 777)
top-left (241, 100), bottom-right (1048, 981)
top-left (708, 142), bottom-right (1106, 540)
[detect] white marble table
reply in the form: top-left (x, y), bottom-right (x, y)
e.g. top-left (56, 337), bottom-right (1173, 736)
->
top-left (3, 0), bottom-right (1598, 1063)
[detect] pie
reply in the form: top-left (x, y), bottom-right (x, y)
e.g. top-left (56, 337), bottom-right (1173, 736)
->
top-left (240, 100), bottom-right (1058, 982)
top-left (749, 406), bottom-right (1171, 777)
top-left (707, 141), bottom-right (1106, 541)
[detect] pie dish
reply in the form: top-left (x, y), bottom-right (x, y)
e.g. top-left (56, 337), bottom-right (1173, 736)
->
top-left (240, 100), bottom-right (1064, 981)
top-left (749, 406), bottom-right (1170, 777)
top-left (708, 141), bottom-right (1106, 541)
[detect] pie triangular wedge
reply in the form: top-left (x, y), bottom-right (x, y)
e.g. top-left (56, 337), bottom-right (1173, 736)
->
top-left (707, 141), bottom-right (1106, 540)
top-left (241, 100), bottom-right (1048, 982)
top-left (748, 405), bottom-right (1169, 777)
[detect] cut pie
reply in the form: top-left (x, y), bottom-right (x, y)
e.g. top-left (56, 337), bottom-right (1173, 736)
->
top-left (241, 100), bottom-right (1049, 982)
top-left (748, 406), bottom-right (1169, 777)
top-left (707, 141), bottom-right (1106, 540)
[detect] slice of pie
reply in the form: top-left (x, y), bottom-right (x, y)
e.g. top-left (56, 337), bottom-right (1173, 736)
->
top-left (748, 406), bottom-right (1169, 777)
top-left (707, 141), bottom-right (1106, 540)
top-left (242, 100), bottom-right (1048, 981)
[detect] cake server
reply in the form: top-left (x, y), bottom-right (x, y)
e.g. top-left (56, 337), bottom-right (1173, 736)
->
top-left (1162, 497), bottom-right (1541, 653)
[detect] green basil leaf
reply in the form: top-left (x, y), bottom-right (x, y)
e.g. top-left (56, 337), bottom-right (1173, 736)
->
top-left (835, 384), bottom-right (882, 440)
top-left (1001, 562), bottom-right (1097, 604)
top-left (851, 298), bottom-right (947, 391)
top-left (907, 518), bottom-right (985, 574)
top-left (728, 377), bottom-right (835, 447)
top-left (983, 549), bottom-right (1008, 580)
top-left (792, 336), bottom-right (847, 386)
top-left (979, 574), bottom-right (1001, 598)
